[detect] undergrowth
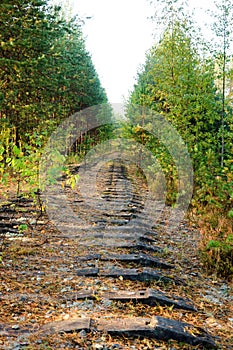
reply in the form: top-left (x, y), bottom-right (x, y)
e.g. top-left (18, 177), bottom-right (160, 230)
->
top-left (196, 208), bottom-right (233, 280)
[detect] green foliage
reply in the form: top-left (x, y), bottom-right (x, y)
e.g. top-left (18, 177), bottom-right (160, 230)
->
top-left (127, 19), bottom-right (221, 206)
top-left (0, 0), bottom-right (108, 196)
top-left (0, 126), bottom-right (44, 195)
top-left (202, 234), bottom-right (233, 279)
top-left (0, 0), bottom-right (107, 143)
top-left (18, 224), bottom-right (28, 233)
top-left (128, 1), bottom-right (233, 278)
top-left (213, 0), bottom-right (233, 167)
top-left (65, 172), bottom-right (79, 190)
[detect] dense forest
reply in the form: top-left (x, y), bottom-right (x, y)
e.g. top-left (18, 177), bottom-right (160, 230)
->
top-left (0, 0), bottom-right (108, 192)
top-left (0, 0), bottom-right (233, 279)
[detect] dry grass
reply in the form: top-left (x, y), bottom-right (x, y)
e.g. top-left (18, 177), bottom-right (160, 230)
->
top-left (193, 208), bottom-right (233, 280)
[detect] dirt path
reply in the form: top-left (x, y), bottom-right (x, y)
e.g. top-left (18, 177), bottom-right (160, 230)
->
top-left (0, 161), bottom-right (232, 349)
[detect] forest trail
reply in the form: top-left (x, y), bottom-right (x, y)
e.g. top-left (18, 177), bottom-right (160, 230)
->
top-left (0, 160), bottom-right (232, 349)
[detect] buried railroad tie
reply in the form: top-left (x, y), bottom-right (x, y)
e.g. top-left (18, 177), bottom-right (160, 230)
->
top-left (117, 242), bottom-right (163, 253)
top-left (78, 238), bottom-right (163, 253)
top-left (100, 253), bottom-right (174, 269)
top-left (39, 316), bottom-right (216, 347)
top-left (100, 233), bottom-right (157, 243)
top-left (76, 268), bottom-right (99, 277)
top-left (102, 289), bottom-right (197, 311)
top-left (67, 288), bottom-right (196, 311)
top-left (77, 253), bottom-right (172, 269)
top-left (75, 267), bottom-right (174, 283)
top-left (97, 316), bottom-right (216, 348)
top-left (41, 318), bottom-right (91, 334)
top-left (100, 268), bottom-right (175, 284)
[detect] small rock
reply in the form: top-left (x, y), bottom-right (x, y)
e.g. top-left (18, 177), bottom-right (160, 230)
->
top-left (203, 294), bottom-right (222, 305)
top-left (12, 324), bottom-right (19, 330)
top-left (93, 344), bottom-right (104, 350)
top-left (100, 286), bottom-right (109, 291)
top-left (101, 299), bottom-right (112, 308)
top-left (79, 329), bottom-right (87, 337)
top-left (77, 282), bottom-right (85, 286)
top-left (78, 300), bottom-right (94, 310)
top-left (61, 286), bottom-right (72, 293)
top-left (19, 295), bottom-right (27, 302)
top-left (219, 283), bottom-right (230, 297)
top-left (46, 310), bottom-right (53, 315)
top-left (17, 217), bottom-right (27, 223)
top-left (64, 277), bottom-right (73, 282)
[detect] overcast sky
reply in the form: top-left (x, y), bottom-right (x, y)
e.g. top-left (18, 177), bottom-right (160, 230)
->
top-left (69, 0), bottom-right (216, 102)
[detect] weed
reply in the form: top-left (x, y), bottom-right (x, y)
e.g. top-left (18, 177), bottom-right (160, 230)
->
top-left (197, 209), bottom-right (233, 279)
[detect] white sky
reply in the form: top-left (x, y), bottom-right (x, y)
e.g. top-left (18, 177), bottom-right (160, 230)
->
top-left (69, 0), bottom-right (216, 102)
